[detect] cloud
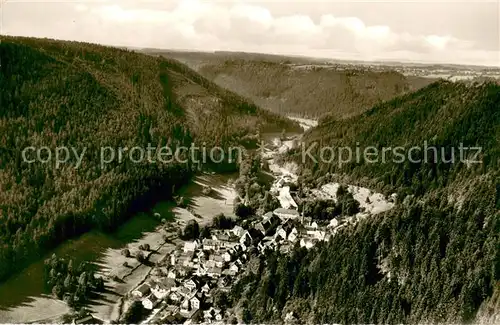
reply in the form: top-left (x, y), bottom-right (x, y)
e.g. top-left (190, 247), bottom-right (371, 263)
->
top-left (3, 0), bottom-right (499, 66)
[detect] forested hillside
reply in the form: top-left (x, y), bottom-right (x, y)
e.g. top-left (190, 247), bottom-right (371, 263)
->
top-left (230, 81), bottom-right (500, 324)
top-left (0, 36), bottom-right (300, 283)
top-left (147, 50), bottom-right (436, 119)
top-left (300, 80), bottom-right (500, 195)
top-left (197, 60), bottom-right (433, 120)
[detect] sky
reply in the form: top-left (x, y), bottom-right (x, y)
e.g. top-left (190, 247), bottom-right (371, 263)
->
top-left (1, 0), bottom-right (499, 66)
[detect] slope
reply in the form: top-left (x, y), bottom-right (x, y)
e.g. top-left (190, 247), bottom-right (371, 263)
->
top-left (300, 80), bottom-right (500, 195)
top-left (0, 35), bottom-right (300, 283)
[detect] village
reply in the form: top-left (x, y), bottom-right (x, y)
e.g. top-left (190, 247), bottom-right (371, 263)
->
top-left (122, 175), bottom-right (381, 324)
top-left (108, 133), bottom-right (400, 325)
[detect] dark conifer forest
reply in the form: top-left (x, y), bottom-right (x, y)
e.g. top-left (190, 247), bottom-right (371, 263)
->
top-left (0, 36), bottom-right (300, 283)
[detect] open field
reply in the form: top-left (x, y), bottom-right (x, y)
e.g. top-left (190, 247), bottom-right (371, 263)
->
top-left (0, 173), bottom-right (238, 323)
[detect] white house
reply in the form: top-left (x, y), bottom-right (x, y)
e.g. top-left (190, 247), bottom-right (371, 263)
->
top-left (183, 279), bottom-right (198, 291)
top-left (207, 267), bottom-right (222, 278)
top-left (151, 278), bottom-right (176, 299)
top-left (190, 296), bottom-right (201, 310)
top-left (274, 226), bottom-right (288, 241)
top-left (229, 263), bottom-right (239, 274)
top-left (167, 269), bottom-right (177, 279)
top-left (180, 298), bottom-right (190, 313)
top-left (202, 239), bottom-right (219, 251)
top-left (231, 225), bottom-right (245, 237)
top-left (209, 254), bottom-right (225, 268)
top-left (300, 238), bottom-right (318, 249)
top-left (222, 251), bottom-right (232, 262)
top-left (183, 240), bottom-right (200, 252)
top-left (195, 264), bottom-right (208, 276)
top-left (170, 291), bottom-right (181, 302)
top-left (288, 228), bottom-right (299, 242)
top-left (142, 294), bottom-right (158, 310)
top-left (132, 283), bottom-right (151, 298)
top-left (328, 218), bottom-right (339, 228)
top-left (240, 230), bottom-right (252, 246)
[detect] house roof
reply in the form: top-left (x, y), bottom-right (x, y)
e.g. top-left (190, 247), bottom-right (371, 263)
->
top-left (273, 208), bottom-right (300, 216)
top-left (157, 278), bottom-right (176, 288)
top-left (134, 283), bottom-right (151, 295)
top-left (208, 267), bottom-right (222, 274)
top-left (209, 254), bottom-right (224, 262)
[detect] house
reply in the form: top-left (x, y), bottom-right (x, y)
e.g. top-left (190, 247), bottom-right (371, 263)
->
top-left (142, 294), bottom-right (159, 310)
top-left (274, 226), bottom-right (288, 241)
top-left (208, 254), bottom-right (225, 268)
top-left (212, 233), bottom-right (230, 242)
top-left (196, 250), bottom-right (207, 260)
top-left (202, 239), bottom-right (220, 251)
top-left (231, 225), bottom-right (245, 237)
top-left (222, 251), bottom-right (232, 262)
top-left (229, 263), bottom-right (239, 274)
top-left (183, 240), bottom-right (200, 252)
top-left (219, 275), bottom-right (231, 287)
top-left (328, 218), bottom-right (340, 228)
top-left (254, 213), bottom-right (280, 236)
top-left (151, 278), bottom-right (176, 299)
top-left (169, 291), bottom-right (181, 302)
top-left (183, 279), bottom-right (198, 291)
top-left (273, 208), bottom-right (300, 220)
top-left (170, 253), bottom-right (177, 266)
top-left (190, 296), bottom-right (201, 310)
top-left (132, 283), bottom-right (151, 298)
top-left (239, 242), bottom-right (248, 252)
top-left (167, 269), bottom-right (177, 279)
top-left (201, 282), bottom-right (212, 294)
top-left (239, 230), bottom-right (253, 246)
top-left (288, 228), bottom-right (299, 242)
top-left (195, 263), bottom-right (208, 276)
top-left (300, 238), bottom-right (318, 249)
top-left (178, 286), bottom-right (193, 298)
top-left (207, 267), bottom-right (222, 278)
top-left (178, 251), bottom-right (194, 267)
top-left (180, 298), bottom-right (190, 313)
top-left (307, 229), bottom-right (327, 241)
top-left (203, 309), bottom-right (214, 321)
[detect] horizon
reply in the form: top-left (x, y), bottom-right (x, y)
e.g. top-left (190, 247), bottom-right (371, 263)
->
top-left (2, 0), bottom-right (499, 67)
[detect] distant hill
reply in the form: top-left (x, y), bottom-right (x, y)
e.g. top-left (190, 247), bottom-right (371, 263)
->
top-left (0, 36), bottom-right (300, 282)
top-left (143, 50), bottom-right (436, 120)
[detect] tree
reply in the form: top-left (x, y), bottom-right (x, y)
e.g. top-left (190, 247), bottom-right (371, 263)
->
top-left (200, 226), bottom-right (211, 239)
top-left (64, 274), bottom-right (73, 290)
top-left (234, 203), bottom-right (253, 219)
top-left (78, 272), bottom-right (87, 286)
top-left (242, 308), bottom-right (253, 323)
top-left (121, 249), bottom-right (131, 257)
top-left (214, 290), bottom-right (229, 309)
top-left (213, 213), bottom-right (234, 229)
top-left (136, 251), bottom-right (146, 263)
top-left (52, 284), bottom-right (63, 299)
top-left (180, 219), bottom-right (200, 240)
